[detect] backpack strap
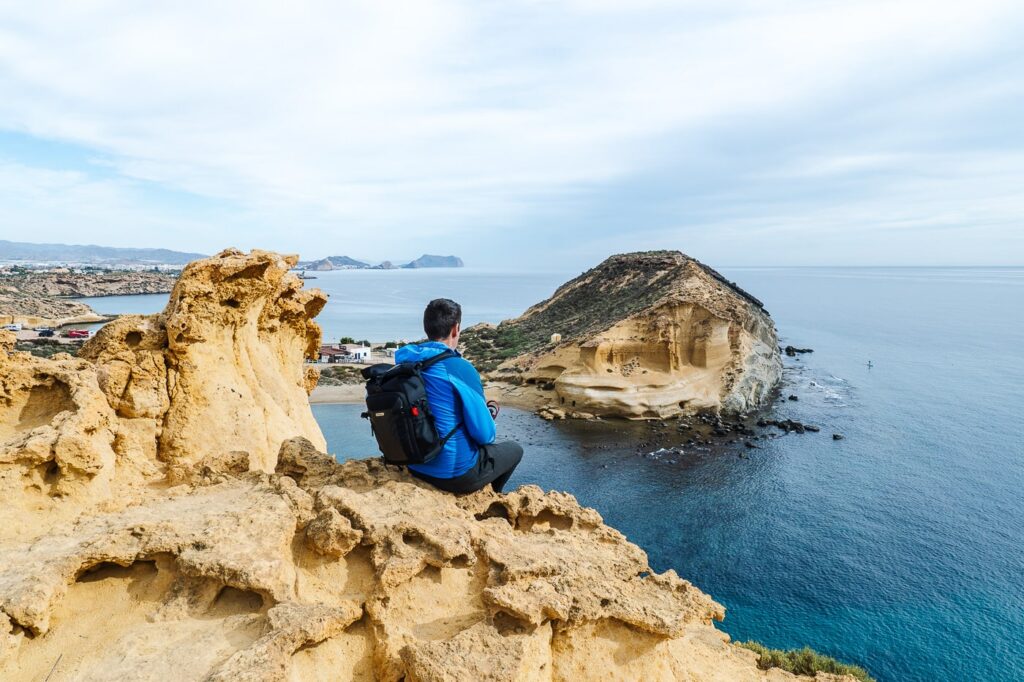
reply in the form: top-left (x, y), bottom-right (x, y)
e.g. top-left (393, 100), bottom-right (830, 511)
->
top-left (416, 348), bottom-right (457, 370)
top-left (418, 349), bottom-right (462, 448)
top-left (439, 423), bottom-right (462, 445)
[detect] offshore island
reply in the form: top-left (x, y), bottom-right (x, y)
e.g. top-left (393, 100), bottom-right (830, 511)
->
top-left (0, 249), bottom-right (870, 680)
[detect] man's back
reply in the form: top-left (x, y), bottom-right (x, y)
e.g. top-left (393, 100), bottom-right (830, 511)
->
top-left (393, 341), bottom-right (495, 478)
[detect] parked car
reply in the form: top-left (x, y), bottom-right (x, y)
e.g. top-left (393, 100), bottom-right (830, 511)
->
top-left (65, 329), bottom-right (91, 339)
top-left (2, 323), bottom-right (22, 331)
top-left (37, 328), bottom-right (55, 338)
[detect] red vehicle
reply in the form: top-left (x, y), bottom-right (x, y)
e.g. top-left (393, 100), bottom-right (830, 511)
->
top-left (65, 329), bottom-right (91, 339)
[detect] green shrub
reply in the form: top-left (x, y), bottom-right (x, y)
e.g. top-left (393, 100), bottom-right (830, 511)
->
top-left (339, 336), bottom-right (356, 344)
top-left (316, 365), bottom-right (365, 386)
top-left (737, 642), bottom-right (874, 682)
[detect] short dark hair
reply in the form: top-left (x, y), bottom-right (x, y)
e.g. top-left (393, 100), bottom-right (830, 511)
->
top-left (423, 298), bottom-right (462, 340)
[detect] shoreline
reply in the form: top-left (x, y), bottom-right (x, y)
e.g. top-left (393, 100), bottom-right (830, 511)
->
top-left (308, 384), bottom-right (365, 404)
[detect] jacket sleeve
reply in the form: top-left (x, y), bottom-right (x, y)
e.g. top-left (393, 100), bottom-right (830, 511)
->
top-left (448, 370), bottom-right (496, 446)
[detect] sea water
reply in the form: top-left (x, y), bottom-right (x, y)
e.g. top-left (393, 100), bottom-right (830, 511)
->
top-left (310, 266), bottom-right (1024, 682)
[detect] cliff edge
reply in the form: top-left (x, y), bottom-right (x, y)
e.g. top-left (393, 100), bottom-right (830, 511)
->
top-left (462, 251), bottom-right (782, 418)
top-left (0, 250), bottom-right (848, 681)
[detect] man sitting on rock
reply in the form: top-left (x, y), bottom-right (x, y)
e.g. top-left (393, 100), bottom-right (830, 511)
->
top-left (395, 298), bottom-right (523, 493)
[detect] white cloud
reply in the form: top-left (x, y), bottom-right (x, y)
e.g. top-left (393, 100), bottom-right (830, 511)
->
top-left (0, 0), bottom-right (1021, 264)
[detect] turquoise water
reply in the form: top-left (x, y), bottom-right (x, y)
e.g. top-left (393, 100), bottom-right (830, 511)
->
top-left (312, 267), bottom-right (1024, 682)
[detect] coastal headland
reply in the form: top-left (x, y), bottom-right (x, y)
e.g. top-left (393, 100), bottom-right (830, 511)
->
top-left (461, 251), bottom-right (782, 419)
top-left (0, 269), bottom-right (177, 328)
top-left (0, 249), bottom-right (864, 681)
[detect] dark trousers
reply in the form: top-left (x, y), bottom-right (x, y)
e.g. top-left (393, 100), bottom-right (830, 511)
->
top-left (411, 441), bottom-right (523, 494)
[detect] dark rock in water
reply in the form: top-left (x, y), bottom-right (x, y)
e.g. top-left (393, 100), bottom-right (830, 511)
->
top-left (788, 395), bottom-right (799, 401)
top-left (759, 418), bottom-right (815, 434)
top-left (744, 441), bottom-right (759, 449)
top-left (784, 345), bottom-right (814, 357)
top-left (833, 433), bottom-right (845, 440)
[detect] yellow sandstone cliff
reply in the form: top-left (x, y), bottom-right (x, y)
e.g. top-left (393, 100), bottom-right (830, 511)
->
top-left (462, 252), bottom-right (782, 419)
top-left (0, 249), bottom-right (847, 681)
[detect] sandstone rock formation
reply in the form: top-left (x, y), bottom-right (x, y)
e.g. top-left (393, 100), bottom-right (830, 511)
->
top-left (0, 249), bottom-right (849, 681)
top-left (462, 251), bottom-right (782, 419)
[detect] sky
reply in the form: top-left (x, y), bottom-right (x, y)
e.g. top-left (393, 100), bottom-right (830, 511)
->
top-left (0, 0), bottom-right (1022, 269)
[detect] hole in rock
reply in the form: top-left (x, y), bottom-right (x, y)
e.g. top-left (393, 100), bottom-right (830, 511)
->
top-left (42, 460), bottom-right (61, 486)
top-left (224, 261), bottom-right (270, 282)
top-left (449, 554), bottom-right (472, 569)
top-left (518, 509), bottom-right (573, 532)
top-left (222, 298), bottom-right (241, 308)
top-left (401, 530), bottom-right (424, 547)
top-left (492, 610), bottom-right (529, 635)
top-left (124, 331), bottom-right (143, 347)
top-left (76, 561), bottom-right (149, 583)
top-left (10, 622), bottom-right (34, 640)
top-left (475, 502), bottom-right (512, 525)
top-left (210, 586), bottom-right (264, 616)
top-left (6, 379), bottom-right (76, 435)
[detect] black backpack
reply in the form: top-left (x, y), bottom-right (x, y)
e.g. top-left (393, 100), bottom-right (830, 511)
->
top-left (360, 350), bottom-right (460, 466)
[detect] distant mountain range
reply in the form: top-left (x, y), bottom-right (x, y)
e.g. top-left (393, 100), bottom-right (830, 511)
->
top-left (0, 240), bottom-right (206, 265)
top-left (299, 254), bottom-right (464, 271)
top-left (0, 241), bottom-right (465, 271)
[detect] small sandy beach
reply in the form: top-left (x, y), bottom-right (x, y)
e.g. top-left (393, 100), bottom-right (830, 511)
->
top-left (309, 384), bottom-right (365, 404)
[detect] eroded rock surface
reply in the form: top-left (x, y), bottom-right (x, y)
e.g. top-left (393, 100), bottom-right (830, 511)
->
top-left (462, 251), bottom-right (782, 418)
top-left (0, 250), bottom-right (849, 681)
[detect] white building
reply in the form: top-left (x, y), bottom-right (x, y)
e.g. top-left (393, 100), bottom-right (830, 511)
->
top-left (340, 345), bottom-right (372, 363)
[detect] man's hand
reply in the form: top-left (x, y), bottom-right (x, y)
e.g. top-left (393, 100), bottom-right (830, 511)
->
top-left (486, 399), bottom-right (500, 419)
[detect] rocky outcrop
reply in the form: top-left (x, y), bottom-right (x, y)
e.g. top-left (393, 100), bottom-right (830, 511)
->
top-left (0, 293), bottom-right (106, 328)
top-left (402, 254), bottom-right (464, 269)
top-left (0, 249), bottom-right (851, 681)
top-left (462, 251), bottom-right (782, 418)
top-left (0, 270), bottom-right (177, 328)
top-left (76, 249), bottom-right (328, 472)
top-left (0, 270), bottom-right (177, 298)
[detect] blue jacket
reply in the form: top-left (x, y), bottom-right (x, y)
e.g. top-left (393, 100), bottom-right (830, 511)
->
top-left (394, 341), bottom-right (495, 478)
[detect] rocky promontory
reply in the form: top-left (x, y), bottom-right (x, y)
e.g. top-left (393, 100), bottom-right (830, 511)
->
top-left (462, 251), bottom-right (782, 419)
top-left (1, 270), bottom-right (177, 298)
top-left (0, 270), bottom-right (177, 328)
top-left (0, 249), bottom-right (858, 681)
